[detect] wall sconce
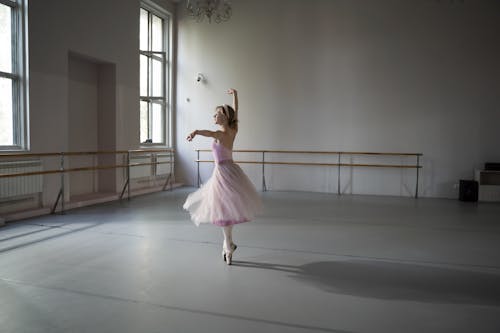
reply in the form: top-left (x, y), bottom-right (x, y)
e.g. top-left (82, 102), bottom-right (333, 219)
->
top-left (196, 73), bottom-right (205, 83)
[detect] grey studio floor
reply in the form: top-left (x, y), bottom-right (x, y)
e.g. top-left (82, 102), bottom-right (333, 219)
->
top-left (1, 188), bottom-right (500, 333)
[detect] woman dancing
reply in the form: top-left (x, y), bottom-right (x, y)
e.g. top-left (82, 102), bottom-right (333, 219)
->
top-left (183, 88), bottom-right (262, 265)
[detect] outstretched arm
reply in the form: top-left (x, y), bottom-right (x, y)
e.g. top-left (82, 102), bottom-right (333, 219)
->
top-left (187, 130), bottom-right (221, 141)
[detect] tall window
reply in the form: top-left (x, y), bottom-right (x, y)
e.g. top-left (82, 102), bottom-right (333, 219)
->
top-left (140, 1), bottom-right (171, 146)
top-left (0, 0), bottom-right (28, 150)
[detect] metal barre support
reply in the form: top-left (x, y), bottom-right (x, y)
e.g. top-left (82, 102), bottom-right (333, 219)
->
top-left (120, 178), bottom-right (129, 200)
top-left (262, 151), bottom-right (267, 191)
top-left (166, 151), bottom-right (173, 191)
top-left (197, 150), bottom-right (200, 188)
top-left (51, 188), bottom-right (62, 214)
top-left (415, 155), bottom-right (420, 198)
top-left (127, 152), bottom-right (131, 200)
top-left (337, 153), bottom-right (341, 195)
top-left (60, 153), bottom-right (65, 214)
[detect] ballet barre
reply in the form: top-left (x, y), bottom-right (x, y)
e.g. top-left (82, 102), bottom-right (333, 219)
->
top-left (194, 149), bottom-right (422, 198)
top-left (0, 149), bottom-right (175, 214)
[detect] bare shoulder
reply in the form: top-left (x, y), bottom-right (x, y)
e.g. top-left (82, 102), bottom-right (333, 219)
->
top-left (217, 129), bottom-right (235, 148)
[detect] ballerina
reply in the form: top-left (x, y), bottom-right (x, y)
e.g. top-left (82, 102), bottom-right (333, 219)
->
top-left (183, 88), bottom-right (262, 265)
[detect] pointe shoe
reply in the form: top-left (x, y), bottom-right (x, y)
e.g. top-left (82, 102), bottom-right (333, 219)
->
top-left (222, 243), bottom-right (237, 264)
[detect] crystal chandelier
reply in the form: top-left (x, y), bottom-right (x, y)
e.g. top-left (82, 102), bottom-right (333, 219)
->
top-left (186, 0), bottom-right (232, 23)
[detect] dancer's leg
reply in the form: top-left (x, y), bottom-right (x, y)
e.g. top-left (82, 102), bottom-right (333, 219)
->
top-left (222, 225), bottom-right (234, 264)
top-left (222, 225), bottom-right (233, 250)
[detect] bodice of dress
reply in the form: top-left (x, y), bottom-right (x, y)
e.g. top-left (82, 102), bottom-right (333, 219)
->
top-left (212, 141), bottom-right (233, 164)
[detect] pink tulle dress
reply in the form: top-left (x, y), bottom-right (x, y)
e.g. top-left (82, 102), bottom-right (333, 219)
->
top-left (183, 140), bottom-right (262, 226)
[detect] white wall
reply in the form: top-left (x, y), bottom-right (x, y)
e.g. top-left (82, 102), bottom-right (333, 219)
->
top-left (29, 0), bottom-right (176, 204)
top-left (176, 0), bottom-right (500, 198)
top-left (67, 54), bottom-right (99, 197)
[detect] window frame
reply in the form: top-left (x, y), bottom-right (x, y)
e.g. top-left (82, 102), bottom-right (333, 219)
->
top-left (139, 0), bottom-right (172, 147)
top-left (0, 0), bottom-right (29, 151)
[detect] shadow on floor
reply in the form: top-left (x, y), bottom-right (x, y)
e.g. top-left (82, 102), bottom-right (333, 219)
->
top-left (0, 222), bottom-right (104, 254)
top-left (234, 259), bottom-right (500, 306)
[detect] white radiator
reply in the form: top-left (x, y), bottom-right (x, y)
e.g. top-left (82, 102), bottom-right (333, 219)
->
top-left (156, 153), bottom-right (173, 176)
top-left (128, 154), bottom-right (173, 179)
top-left (129, 155), bottom-right (153, 179)
top-left (0, 160), bottom-right (43, 199)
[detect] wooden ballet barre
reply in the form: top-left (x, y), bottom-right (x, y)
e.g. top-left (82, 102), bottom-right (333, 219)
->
top-left (0, 149), bottom-right (176, 214)
top-left (0, 149), bottom-right (175, 179)
top-left (129, 161), bottom-right (173, 167)
top-left (0, 152), bottom-right (62, 158)
top-left (195, 148), bottom-right (422, 198)
top-left (0, 150), bottom-right (131, 158)
top-left (195, 149), bottom-right (422, 156)
top-left (56, 150), bottom-right (129, 156)
top-left (129, 149), bottom-right (175, 154)
top-left (0, 169), bottom-right (62, 178)
top-left (0, 161), bottom-right (174, 179)
top-left (0, 148), bottom-right (174, 159)
top-left (196, 160), bottom-right (422, 169)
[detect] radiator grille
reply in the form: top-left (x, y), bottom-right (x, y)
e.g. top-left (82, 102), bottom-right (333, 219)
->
top-left (0, 160), bottom-right (43, 199)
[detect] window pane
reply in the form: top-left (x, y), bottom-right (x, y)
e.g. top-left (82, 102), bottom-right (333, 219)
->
top-left (140, 9), bottom-right (148, 51)
top-left (152, 15), bottom-right (163, 52)
top-left (152, 58), bottom-right (163, 97)
top-left (152, 103), bottom-right (163, 143)
top-left (0, 77), bottom-right (13, 145)
top-left (140, 54), bottom-right (148, 96)
top-left (140, 5), bottom-right (169, 147)
top-left (140, 101), bottom-right (149, 143)
top-left (0, 4), bottom-right (12, 73)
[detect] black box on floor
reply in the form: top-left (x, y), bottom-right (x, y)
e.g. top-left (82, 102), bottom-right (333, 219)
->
top-left (485, 163), bottom-right (500, 171)
top-left (459, 180), bottom-right (478, 202)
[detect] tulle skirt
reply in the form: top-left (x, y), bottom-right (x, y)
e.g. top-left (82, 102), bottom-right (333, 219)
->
top-left (183, 161), bottom-right (262, 226)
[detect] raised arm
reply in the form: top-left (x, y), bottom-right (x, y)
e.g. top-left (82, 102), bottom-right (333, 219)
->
top-left (228, 88), bottom-right (238, 119)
